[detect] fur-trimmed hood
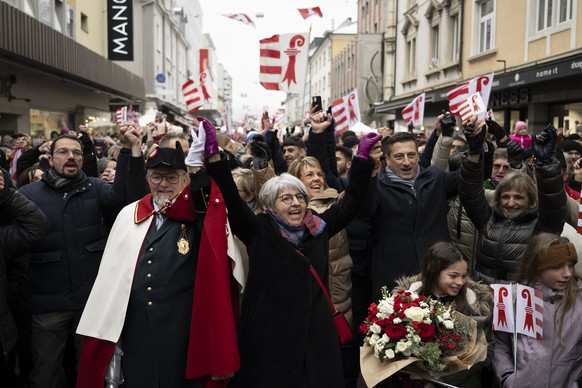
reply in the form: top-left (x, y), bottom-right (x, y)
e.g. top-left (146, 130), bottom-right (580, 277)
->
top-left (393, 274), bottom-right (492, 318)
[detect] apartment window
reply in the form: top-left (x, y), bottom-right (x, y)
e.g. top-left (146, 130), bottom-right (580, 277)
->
top-left (65, 5), bottom-right (74, 37)
top-left (374, 23), bottom-right (378, 33)
top-left (430, 25), bottom-right (439, 68)
top-left (38, 0), bottom-right (51, 24)
top-left (81, 13), bottom-right (88, 33)
top-left (558, 0), bottom-right (573, 23)
top-left (406, 37), bottom-right (416, 77)
top-left (450, 14), bottom-right (459, 61)
top-left (537, 0), bottom-right (553, 30)
top-left (478, 0), bottom-right (495, 53)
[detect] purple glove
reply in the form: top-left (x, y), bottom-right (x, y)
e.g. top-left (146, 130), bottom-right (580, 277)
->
top-left (197, 115), bottom-right (218, 157)
top-left (356, 132), bottom-right (382, 160)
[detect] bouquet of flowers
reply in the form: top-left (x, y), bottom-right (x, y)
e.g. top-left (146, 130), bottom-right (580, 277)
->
top-left (359, 287), bottom-right (488, 386)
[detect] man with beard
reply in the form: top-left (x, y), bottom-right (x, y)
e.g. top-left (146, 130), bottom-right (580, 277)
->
top-left (18, 128), bottom-right (142, 388)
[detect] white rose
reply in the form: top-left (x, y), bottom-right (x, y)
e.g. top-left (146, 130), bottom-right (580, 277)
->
top-left (395, 341), bottom-right (409, 353)
top-left (404, 306), bottom-right (425, 322)
top-left (443, 320), bottom-right (454, 330)
top-left (370, 323), bottom-right (382, 334)
top-left (369, 333), bottom-right (380, 346)
top-left (382, 334), bottom-right (390, 342)
top-left (442, 311), bottom-right (451, 320)
top-left (393, 318), bottom-right (402, 324)
top-left (385, 349), bottom-right (395, 359)
top-left (378, 300), bottom-right (394, 315)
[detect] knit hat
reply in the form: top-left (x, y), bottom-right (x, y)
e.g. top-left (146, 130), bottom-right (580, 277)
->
top-left (343, 136), bottom-right (360, 149)
top-left (514, 121), bottom-right (527, 133)
top-left (561, 139), bottom-right (582, 155)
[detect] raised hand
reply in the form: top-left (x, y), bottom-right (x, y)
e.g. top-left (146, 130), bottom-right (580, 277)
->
top-left (486, 119), bottom-right (506, 142)
top-left (310, 106), bottom-right (332, 134)
top-left (437, 110), bottom-right (456, 137)
top-left (356, 133), bottom-right (382, 161)
top-left (185, 123), bottom-right (206, 167)
top-left (261, 111), bottom-right (275, 132)
top-left (251, 140), bottom-right (271, 169)
top-left (197, 116), bottom-right (219, 157)
top-left (533, 124), bottom-right (557, 166)
top-left (506, 139), bottom-right (524, 168)
top-left (463, 117), bottom-right (487, 155)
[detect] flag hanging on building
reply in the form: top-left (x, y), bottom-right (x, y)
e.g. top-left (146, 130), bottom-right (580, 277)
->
top-left (298, 7), bottom-right (323, 19)
top-left (447, 73), bottom-right (494, 118)
top-left (199, 71), bottom-right (211, 103)
top-left (456, 92), bottom-right (487, 121)
top-left (401, 93), bottom-right (425, 127)
top-left (223, 14), bottom-right (255, 28)
top-left (331, 90), bottom-right (361, 134)
top-left (515, 284), bottom-right (543, 339)
top-left (259, 33), bottom-right (309, 94)
top-left (182, 79), bottom-right (204, 113)
top-left (491, 284), bottom-right (515, 334)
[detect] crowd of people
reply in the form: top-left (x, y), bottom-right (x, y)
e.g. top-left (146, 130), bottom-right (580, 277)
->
top-left (1, 108), bottom-right (582, 388)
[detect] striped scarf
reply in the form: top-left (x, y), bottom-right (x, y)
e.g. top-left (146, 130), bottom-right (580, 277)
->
top-left (268, 209), bottom-right (326, 247)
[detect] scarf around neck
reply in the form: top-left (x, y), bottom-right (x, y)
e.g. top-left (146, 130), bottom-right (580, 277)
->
top-left (45, 167), bottom-right (84, 193)
top-left (268, 208), bottom-right (326, 247)
top-left (385, 164), bottom-right (420, 190)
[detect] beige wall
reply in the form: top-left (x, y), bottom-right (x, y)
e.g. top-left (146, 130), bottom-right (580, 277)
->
top-left (75, 1), bottom-right (107, 56)
top-left (331, 38), bottom-right (353, 57)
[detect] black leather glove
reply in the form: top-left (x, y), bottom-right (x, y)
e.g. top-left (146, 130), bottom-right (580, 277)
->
top-left (464, 122), bottom-right (487, 155)
top-left (440, 111), bottom-right (456, 137)
top-left (251, 140), bottom-right (272, 169)
top-left (486, 119), bottom-right (506, 142)
top-left (533, 124), bottom-right (557, 167)
top-left (506, 139), bottom-right (524, 168)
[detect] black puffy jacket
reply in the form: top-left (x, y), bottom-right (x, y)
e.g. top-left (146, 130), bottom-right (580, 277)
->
top-left (460, 156), bottom-right (566, 283)
top-left (0, 185), bottom-right (48, 357)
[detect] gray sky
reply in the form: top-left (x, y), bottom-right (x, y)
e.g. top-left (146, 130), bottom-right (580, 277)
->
top-left (199, 0), bottom-right (357, 122)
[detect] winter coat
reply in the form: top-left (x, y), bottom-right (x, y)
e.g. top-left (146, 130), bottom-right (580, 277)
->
top-left (18, 152), bottom-right (130, 313)
top-left (366, 165), bottom-right (459, 300)
top-left (460, 156), bottom-right (566, 284)
top-left (207, 155), bottom-right (374, 388)
top-left (509, 133), bottom-right (532, 149)
top-left (493, 280), bottom-right (582, 387)
top-left (0, 187), bottom-right (48, 356)
top-left (308, 187), bottom-right (353, 326)
top-left (394, 275), bottom-right (494, 388)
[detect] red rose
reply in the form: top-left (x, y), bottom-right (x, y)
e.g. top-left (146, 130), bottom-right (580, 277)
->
top-left (385, 324), bottom-right (407, 340)
top-left (418, 323), bottom-right (435, 342)
top-left (359, 324), bottom-right (368, 334)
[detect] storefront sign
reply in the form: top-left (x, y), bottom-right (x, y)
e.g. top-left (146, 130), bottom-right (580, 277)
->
top-left (496, 56), bottom-right (582, 89)
top-left (490, 88), bottom-right (529, 108)
top-left (0, 75), bottom-right (15, 98)
top-left (107, 0), bottom-right (134, 61)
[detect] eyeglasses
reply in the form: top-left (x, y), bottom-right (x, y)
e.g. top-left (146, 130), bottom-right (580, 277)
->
top-left (148, 172), bottom-right (183, 184)
top-left (276, 193), bottom-right (307, 205)
top-left (54, 148), bottom-right (83, 158)
top-left (493, 163), bottom-right (510, 170)
top-left (301, 171), bottom-right (324, 179)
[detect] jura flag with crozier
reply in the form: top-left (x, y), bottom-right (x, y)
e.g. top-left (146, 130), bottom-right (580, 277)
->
top-left (401, 93), bottom-right (425, 127)
top-left (332, 90), bottom-right (361, 134)
top-left (515, 284), bottom-right (543, 339)
top-left (223, 14), bottom-right (255, 28)
top-left (491, 284), bottom-right (515, 334)
top-left (298, 7), bottom-right (323, 19)
top-left (259, 33), bottom-right (309, 94)
top-left (182, 79), bottom-right (204, 113)
top-left (447, 73), bottom-right (494, 118)
top-left (456, 92), bottom-right (487, 121)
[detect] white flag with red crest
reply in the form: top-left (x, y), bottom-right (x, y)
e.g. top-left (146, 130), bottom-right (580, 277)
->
top-left (259, 33), bottom-right (309, 94)
top-left (401, 93), bottom-right (425, 127)
top-left (182, 79), bottom-right (204, 113)
top-left (332, 90), bottom-right (360, 134)
top-left (456, 92), bottom-right (487, 121)
top-left (199, 71), bottom-right (212, 103)
top-left (298, 7), bottom-right (323, 19)
top-left (223, 14), bottom-right (255, 28)
top-left (491, 284), bottom-right (515, 334)
top-left (447, 73), bottom-right (494, 118)
top-left (515, 284), bottom-right (543, 339)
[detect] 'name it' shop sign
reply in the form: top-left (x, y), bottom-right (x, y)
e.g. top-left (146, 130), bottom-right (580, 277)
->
top-left (107, 0), bottom-right (134, 61)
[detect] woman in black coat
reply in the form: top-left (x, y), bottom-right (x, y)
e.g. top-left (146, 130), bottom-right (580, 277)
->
top-left (0, 169), bottom-right (49, 384)
top-left (203, 117), bottom-right (382, 387)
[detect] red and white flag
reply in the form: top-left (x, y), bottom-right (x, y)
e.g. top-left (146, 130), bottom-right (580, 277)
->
top-left (577, 201), bottom-right (582, 234)
top-left (259, 33), bottom-right (309, 94)
top-left (456, 92), bottom-right (487, 121)
top-left (115, 106), bottom-right (127, 124)
top-left (515, 284), bottom-right (543, 339)
top-left (223, 14), bottom-right (255, 28)
top-left (401, 93), bottom-right (425, 127)
top-left (199, 71), bottom-right (212, 103)
top-left (491, 284), bottom-right (515, 334)
top-left (447, 73), bottom-right (494, 118)
top-left (182, 79), bottom-right (204, 113)
top-left (332, 90), bottom-right (360, 134)
top-left (298, 7), bottom-right (323, 19)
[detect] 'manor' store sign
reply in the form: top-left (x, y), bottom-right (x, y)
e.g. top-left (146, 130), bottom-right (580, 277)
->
top-left (108, 0), bottom-right (134, 61)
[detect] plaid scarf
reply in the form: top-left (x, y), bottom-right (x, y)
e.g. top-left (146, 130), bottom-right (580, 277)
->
top-left (45, 167), bottom-right (84, 193)
top-left (268, 209), bottom-right (326, 247)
